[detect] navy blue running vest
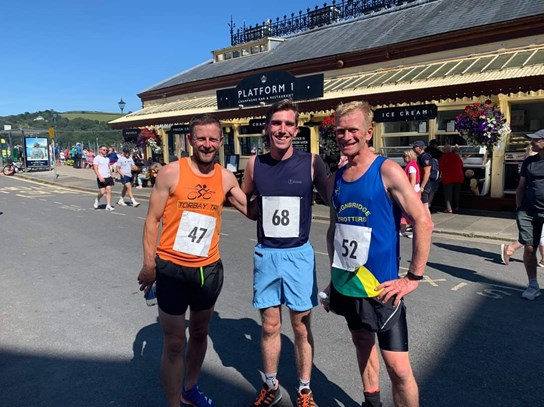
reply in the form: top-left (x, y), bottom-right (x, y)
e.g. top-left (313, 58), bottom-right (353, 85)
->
top-left (253, 149), bottom-right (313, 248)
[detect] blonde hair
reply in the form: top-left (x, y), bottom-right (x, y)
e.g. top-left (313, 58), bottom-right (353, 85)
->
top-left (335, 101), bottom-right (374, 125)
top-left (403, 149), bottom-right (417, 161)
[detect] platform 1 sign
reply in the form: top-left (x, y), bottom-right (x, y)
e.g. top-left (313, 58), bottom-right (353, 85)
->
top-left (217, 71), bottom-right (323, 109)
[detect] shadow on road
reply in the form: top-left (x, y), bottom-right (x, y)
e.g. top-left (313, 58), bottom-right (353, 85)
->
top-left (209, 310), bottom-right (359, 406)
top-left (1, 319), bottom-right (163, 407)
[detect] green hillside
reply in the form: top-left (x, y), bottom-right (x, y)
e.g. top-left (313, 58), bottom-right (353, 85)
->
top-left (0, 110), bottom-right (124, 149)
top-left (60, 111), bottom-right (123, 122)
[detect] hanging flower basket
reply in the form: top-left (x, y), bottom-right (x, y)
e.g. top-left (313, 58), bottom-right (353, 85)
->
top-left (454, 100), bottom-right (510, 151)
top-left (137, 128), bottom-right (162, 153)
top-left (319, 113), bottom-right (340, 168)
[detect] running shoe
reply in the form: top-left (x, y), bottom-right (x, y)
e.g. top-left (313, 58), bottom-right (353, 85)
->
top-left (117, 198), bottom-right (127, 206)
top-left (181, 384), bottom-right (216, 407)
top-left (538, 260), bottom-right (544, 268)
top-left (521, 285), bottom-right (541, 300)
top-left (105, 205), bottom-right (115, 211)
top-left (251, 382), bottom-right (282, 406)
top-left (93, 199), bottom-right (99, 209)
top-left (296, 388), bottom-right (315, 407)
top-left (132, 199), bottom-right (140, 207)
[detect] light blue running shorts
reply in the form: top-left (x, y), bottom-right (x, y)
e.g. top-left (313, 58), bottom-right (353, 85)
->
top-left (252, 242), bottom-right (318, 311)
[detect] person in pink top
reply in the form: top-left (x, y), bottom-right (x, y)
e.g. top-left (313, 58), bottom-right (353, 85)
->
top-left (400, 149), bottom-right (421, 238)
top-left (86, 149), bottom-right (95, 169)
top-left (438, 143), bottom-right (464, 213)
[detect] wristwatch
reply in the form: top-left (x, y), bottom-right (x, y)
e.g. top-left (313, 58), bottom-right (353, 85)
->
top-left (406, 271), bottom-right (423, 281)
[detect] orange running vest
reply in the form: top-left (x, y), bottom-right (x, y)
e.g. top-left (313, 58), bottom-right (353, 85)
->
top-left (156, 158), bottom-right (224, 267)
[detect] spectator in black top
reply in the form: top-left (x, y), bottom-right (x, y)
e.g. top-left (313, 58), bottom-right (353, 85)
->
top-left (425, 139), bottom-right (443, 161)
top-left (412, 140), bottom-right (439, 215)
top-left (515, 129), bottom-right (544, 300)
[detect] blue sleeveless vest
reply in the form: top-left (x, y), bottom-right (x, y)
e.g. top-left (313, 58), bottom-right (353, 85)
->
top-left (331, 156), bottom-right (401, 297)
top-left (253, 149), bottom-right (313, 248)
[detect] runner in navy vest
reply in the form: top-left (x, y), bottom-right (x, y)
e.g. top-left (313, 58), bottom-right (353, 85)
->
top-left (242, 99), bottom-right (329, 407)
top-left (324, 101), bottom-right (433, 407)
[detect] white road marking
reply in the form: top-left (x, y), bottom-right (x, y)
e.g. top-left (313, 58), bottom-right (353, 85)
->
top-left (59, 205), bottom-right (85, 212)
top-left (451, 282), bottom-right (467, 291)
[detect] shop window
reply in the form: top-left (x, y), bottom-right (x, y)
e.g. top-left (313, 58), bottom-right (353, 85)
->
top-left (509, 102), bottom-right (544, 133)
top-left (383, 120), bottom-right (426, 133)
top-left (436, 110), bottom-right (464, 132)
top-left (239, 135), bottom-right (264, 156)
top-left (223, 128), bottom-right (235, 156)
top-left (435, 109), bottom-right (468, 145)
top-left (507, 102), bottom-right (544, 153)
top-left (381, 136), bottom-right (424, 148)
top-left (381, 120), bottom-right (429, 157)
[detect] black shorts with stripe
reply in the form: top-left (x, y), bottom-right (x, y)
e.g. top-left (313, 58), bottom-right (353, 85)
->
top-left (330, 283), bottom-right (409, 352)
top-left (155, 256), bottom-right (224, 315)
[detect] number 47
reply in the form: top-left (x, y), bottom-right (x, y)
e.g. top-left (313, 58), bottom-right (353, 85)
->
top-left (188, 227), bottom-right (207, 243)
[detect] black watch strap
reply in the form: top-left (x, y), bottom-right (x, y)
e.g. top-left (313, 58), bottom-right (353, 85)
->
top-left (406, 271), bottom-right (423, 281)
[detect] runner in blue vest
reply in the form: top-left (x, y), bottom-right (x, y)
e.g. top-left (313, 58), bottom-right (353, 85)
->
top-left (324, 101), bottom-right (433, 407)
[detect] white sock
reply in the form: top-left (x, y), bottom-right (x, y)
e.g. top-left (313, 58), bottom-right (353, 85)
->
top-left (264, 373), bottom-right (277, 389)
top-left (298, 379), bottom-right (310, 392)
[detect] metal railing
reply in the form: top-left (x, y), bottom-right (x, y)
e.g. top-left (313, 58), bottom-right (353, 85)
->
top-left (230, 0), bottom-right (418, 45)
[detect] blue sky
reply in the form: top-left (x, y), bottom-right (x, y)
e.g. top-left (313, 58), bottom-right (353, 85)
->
top-left (0, 0), bottom-right (318, 116)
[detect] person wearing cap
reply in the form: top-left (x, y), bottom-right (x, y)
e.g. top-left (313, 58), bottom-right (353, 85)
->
top-left (513, 129), bottom-right (544, 300)
top-left (425, 139), bottom-right (443, 161)
top-left (116, 147), bottom-right (140, 207)
top-left (412, 140), bottom-right (439, 214)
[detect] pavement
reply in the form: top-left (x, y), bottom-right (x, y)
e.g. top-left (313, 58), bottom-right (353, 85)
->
top-left (13, 163), bottom-right (519, 243)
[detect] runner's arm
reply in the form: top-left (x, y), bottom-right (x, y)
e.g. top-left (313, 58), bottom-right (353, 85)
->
top-left (223, 168), bottom-right (248, 217)
top-left (377, 160), bottom-right (433, 305)
top-left (420, 164), bottom-right (430, 190)
top-left (93, 163), bottom-right (103, 181)
top-left (241, 155), bottom-right (258, 220)
top-left (312, 154), bottom-right (330, 206)
top-left (137, 164), bottom-right (175, 294)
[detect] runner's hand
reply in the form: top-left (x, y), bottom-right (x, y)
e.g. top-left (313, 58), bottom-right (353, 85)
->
top-left (138, 264), bottom-right (156, 296)
top-left (375, 277), bottom-right (419, 307)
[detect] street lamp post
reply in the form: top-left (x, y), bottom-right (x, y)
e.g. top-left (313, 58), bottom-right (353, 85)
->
top-left (51, 113), bottom-right (58, 180)
top-left (118, 98), bottom-right (126, 114)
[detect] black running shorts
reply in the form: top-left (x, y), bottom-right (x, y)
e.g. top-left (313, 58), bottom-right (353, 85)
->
top-left (330, 283), bottom-right (409, 352)
top-left (96, 177), bottom-right (114, 188)
top-left (155, 256), bottom-right (224, 315)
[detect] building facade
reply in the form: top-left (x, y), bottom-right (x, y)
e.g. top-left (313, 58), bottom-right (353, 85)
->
top-left (109, 0), bottom-right (544, 210)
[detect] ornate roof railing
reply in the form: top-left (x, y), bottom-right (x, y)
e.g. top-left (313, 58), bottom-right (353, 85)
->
top-left (230, 0), bottom-right (418, 46)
